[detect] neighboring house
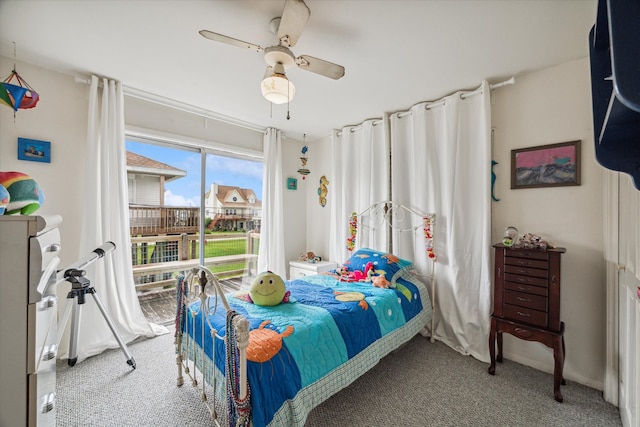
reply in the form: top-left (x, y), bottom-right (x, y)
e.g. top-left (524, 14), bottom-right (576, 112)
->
top-left (205, 183), bottom-right (261, 232)
top-left (126, 151), bottom-right (186, 205)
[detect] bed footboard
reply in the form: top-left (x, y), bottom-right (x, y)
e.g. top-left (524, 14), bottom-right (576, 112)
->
top-left (175, 266), bottom-right (250, 426)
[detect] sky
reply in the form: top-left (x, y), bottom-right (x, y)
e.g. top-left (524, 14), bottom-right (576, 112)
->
top-left (126, 140), bottom-right (263, 207)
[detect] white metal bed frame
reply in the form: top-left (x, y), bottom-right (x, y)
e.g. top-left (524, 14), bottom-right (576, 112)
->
top-left (175, 200), bottom-right (436, 426)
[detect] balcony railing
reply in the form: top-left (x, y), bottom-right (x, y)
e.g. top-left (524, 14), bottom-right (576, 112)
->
top-left (131, 232), bottom-right (260, 291)
top-left (129, 205), bottom-right (200, 236)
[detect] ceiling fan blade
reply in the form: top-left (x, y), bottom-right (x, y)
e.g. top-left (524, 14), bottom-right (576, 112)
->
top-left (296, 55), bottom-right (345, 80)
top-left (277, 0), bottom-right (310, 47)
top-left (199, 30), bottom-right (263, 52)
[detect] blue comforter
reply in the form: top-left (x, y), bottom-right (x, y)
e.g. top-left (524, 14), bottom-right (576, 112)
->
top-left (185, 273), bottom-right (425, 427)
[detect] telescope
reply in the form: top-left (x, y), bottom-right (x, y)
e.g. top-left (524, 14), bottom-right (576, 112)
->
top-left (56, 240), bottom-right (136, 369)
top-left (58, 241), bottom-right (116, 282)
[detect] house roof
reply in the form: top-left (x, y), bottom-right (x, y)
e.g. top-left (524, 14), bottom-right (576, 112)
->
top-left (126, 151), bottom-right (186, 182)
top-left (207, 184), bottom-right (262, 208)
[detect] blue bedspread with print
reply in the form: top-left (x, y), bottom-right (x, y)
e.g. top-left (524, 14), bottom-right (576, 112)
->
top-left (185, 273), bottom-right (426, 427)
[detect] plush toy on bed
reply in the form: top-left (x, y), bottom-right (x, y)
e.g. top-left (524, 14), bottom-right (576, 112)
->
top-left (0, 171), bottom-right (44, 215)
top-left (372, 274), bottom-right (394, 289)
top-left (246, 271), bottom-right (291, 306)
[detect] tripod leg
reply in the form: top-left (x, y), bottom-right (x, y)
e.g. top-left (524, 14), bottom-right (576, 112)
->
top-left (56, 297), bottom-right (74, 349)
top-left (90, 290), bottom-right (136, 369)
top-left (68, 299), bottom-right (82, 366)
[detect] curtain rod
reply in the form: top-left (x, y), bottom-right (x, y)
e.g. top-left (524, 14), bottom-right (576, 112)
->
top-left (74, 76), bottom-right (266, 134)
top-left (395, 77), bottom-right (515, 119)
top-left (335, 77), bottom-right (516, 132)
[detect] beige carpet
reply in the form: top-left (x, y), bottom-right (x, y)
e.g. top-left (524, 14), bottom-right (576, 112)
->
top-left (56, 327), bottom-right (621, 427)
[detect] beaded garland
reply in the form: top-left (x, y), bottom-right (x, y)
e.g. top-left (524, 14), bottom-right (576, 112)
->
top-left (346, 212), bottom-right (357, 252)
top-left (423, 214), bottom-right (436, 260)
top-left (226, 311), bottom-right (251, 427)
top-left (174, 274), bottom-right (187, 340)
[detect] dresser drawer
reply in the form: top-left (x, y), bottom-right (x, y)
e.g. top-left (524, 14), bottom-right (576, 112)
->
top-left (504, 273), bottom-right (548, 288)
top-left (505, 249), bottom-right (549, 260)
top-left (504, 290), bottom-right (547, 311)
top-left (504, 304), bottom-right (548, 328)
top-left (289, 260), bottom-right (336, 280)
top-left (505, 281), bottom-right (548, 297)
top-left (504, 264), bottom-right (548, 278)
top-left (505, 257), bottom-right (549, 270)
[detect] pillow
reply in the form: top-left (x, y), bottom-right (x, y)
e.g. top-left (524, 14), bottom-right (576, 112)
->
top-left (342, 248), bottom-right (413, 282)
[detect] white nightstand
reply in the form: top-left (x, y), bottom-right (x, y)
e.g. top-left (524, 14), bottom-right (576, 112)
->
top-left (289, 260), bottom-right (337, 280)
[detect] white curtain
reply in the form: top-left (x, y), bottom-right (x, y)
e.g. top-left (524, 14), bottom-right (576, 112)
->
top-left (257, 128), bottom-right (287, 279)
top-left (390, 81), bottom-right (492, 362)
top-left (329, 120), bottom-right (388, 263)
top-left (59, 76), bottom-right (166, 363)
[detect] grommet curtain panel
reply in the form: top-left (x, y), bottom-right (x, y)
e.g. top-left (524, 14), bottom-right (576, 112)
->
top-left (58, 76), bottom-right (165, 363)
top-left (390, 81), bottom-right (492, 362)
top-left (257, 128), bottom-right (287, 279)
top-left (329, 120), bottom-right (389, 263)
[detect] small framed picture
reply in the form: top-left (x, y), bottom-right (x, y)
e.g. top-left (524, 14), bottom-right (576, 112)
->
top-left (17, 138), bottom-right (51, 163)
top-left (511, 140), bottom-right (580, 189)
top-left (287, 177), bottom-right (297, 190)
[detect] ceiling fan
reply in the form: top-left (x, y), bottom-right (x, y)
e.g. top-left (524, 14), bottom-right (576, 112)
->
top-left (199, 0), bottom-right (345, 105)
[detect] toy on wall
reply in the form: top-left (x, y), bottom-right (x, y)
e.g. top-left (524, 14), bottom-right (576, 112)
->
top-left (297, 144), bottom-right (310, 180)
top-left (491, 160), bottom-right (500, 202)
top-left (0, 171), bottom-right (44, 215)
top-left (317, 175), bottom-right (329, 207)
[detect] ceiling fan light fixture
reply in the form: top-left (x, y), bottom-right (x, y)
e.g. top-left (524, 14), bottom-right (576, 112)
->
top-left (261, 65), bottom-right (295, 104)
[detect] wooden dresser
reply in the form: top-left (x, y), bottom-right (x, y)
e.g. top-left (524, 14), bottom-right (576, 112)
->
top-left (488, 243), bottom-right (566, 402)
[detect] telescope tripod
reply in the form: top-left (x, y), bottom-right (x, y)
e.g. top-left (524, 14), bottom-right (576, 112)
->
top-left (58, 269), bottom-right (136, 369)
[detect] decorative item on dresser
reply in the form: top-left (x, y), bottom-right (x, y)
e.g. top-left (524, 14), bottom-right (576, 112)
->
top-left (488, 243), bottom-right (567, 402)
top-left (0, 215), bottom-right (62, 427)
top-left (289, 259), bottom-right (337, 279)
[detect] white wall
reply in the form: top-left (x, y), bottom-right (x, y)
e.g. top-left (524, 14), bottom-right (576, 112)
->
top-left (282, 135), bottom-right (308, 271)
top-left (0, 57), bottom-right (88, 268)
top-left (491, 57), bottom-right (605, 389)
top-left (303, 135), bottom-right (333, 262)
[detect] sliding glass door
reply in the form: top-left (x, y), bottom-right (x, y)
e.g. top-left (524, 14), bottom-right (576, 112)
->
top-left (125, 138), bottom-right (262, 293)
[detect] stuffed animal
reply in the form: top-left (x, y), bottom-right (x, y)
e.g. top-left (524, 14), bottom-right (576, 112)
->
top-left (344, 261), bottom-right (374, 282)
top-left (0, 184), bottom-right (9, 215)
top-left (372, 274), bottom-right (393, 289)
top-left (248, 271), bottom-right (290, 306)
top-left (0, 171), bottom-right (44, 215)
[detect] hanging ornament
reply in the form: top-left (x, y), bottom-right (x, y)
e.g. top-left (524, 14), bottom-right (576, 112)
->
top-left (297, 136), bottom-right (310, 179)
top-left (423, 214), bottom-right (436, 260)
top-left (347, 212), bottom-right (357, 252)
top-left (317, 175), bottom-right (329, 207)
top-left (0, 44), bottom-right (40, 113)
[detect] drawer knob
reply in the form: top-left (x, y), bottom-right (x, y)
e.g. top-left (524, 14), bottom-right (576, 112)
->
top-left (42, 344), bottom-right (58, 361)
top-left (517, 311), bottom-right (531, 318)
top-left (41, 296), bottom-right (57, 310)
top-left (47, 243), bottom-right (61, 253)
top-left (517, 297), bottom-right (530, 302)
top-left (41, 392), bottom-right (56, 413)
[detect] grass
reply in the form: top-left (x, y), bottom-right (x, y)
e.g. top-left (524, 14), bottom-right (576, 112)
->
top-left (132, 233), bottom-right (260, 285)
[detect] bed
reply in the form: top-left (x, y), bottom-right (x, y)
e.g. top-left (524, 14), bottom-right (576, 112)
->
top-left (175, 202), bottom-right (436, 427)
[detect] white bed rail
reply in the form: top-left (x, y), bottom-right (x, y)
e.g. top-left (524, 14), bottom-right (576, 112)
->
top-left (175, 266), bottom-right (249, 426)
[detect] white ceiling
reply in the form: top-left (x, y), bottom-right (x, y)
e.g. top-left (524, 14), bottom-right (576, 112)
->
top-left (0, 0), bottom-right (597, 141)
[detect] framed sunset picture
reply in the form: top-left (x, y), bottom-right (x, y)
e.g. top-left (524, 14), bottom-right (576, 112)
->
top-left (511, 140), bottom-right (581, 189)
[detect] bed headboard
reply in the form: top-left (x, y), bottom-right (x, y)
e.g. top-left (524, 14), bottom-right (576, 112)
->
top-left (349, 200), bottom-right (435, 265)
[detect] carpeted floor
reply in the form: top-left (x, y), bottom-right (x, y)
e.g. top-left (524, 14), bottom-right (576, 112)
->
top-left (56, 326), bottom-right (621, 427)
